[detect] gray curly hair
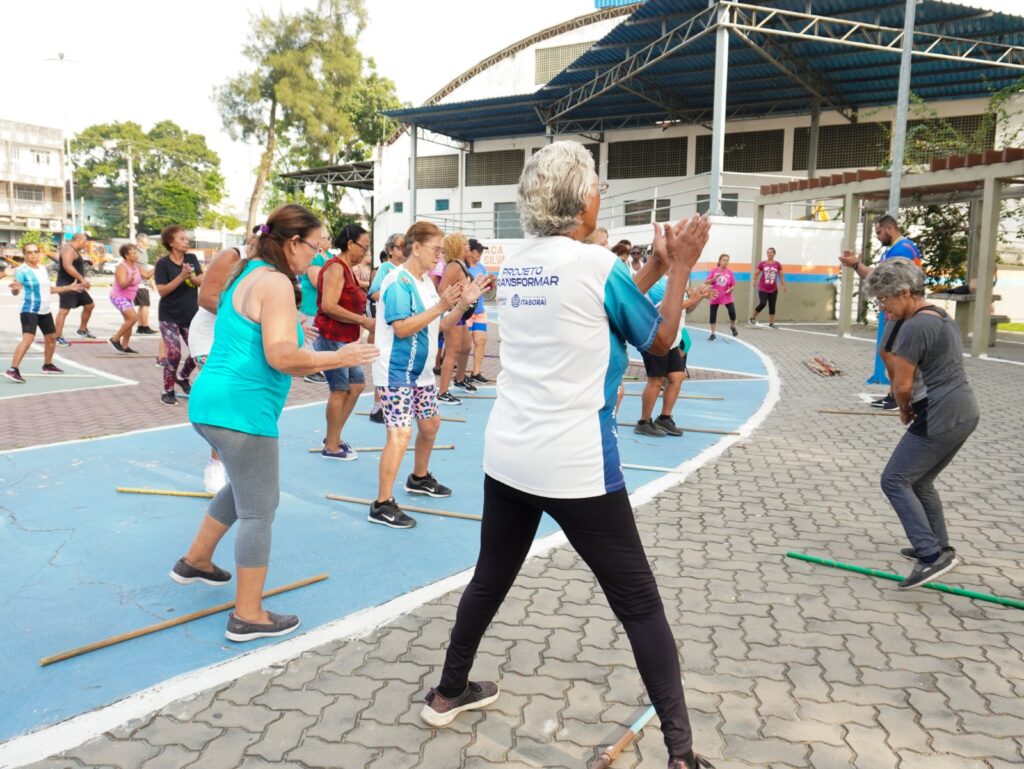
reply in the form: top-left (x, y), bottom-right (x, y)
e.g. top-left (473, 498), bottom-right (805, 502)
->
top-left (864, 256), bottom-right (925, 298)
top-left (517, 141), bottom-right (597, 237)
top-left (385, 232), bottom-right (405, 251)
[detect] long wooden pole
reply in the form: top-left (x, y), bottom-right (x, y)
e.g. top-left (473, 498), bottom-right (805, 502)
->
top-left (616, 422), bottom-right (739, 436)
top-left (817, 409), bottom-right (899, 417)
top-left (116, 487), bottom-right (213, 499)
top-left (355, 411), bottom-right (465, 423)
top-left (308, 444), bottom-right (455, 454)
top-left (40, 574), bottom-right (329, 666)
top-left (622, 393), bottom-right (724, 401)
top-left (326, 494), bottom-right (481, 521)
top-left (589, 705), bottom-right (657, 769)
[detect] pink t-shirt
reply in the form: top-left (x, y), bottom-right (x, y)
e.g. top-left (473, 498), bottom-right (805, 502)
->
top-left (707, 267), bottom-right (735, 305)
top-left (109, 261), bottom-right (142, 302)
top-left (758, 260), bottom-right (783, 292)
top-left (429, 256), bottom-right (445, 280)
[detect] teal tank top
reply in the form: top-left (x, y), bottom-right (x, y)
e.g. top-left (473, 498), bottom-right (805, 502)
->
top-left (189, 260), bottom-right (304, 437)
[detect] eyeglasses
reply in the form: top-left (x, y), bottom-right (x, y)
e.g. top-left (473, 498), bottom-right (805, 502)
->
top-left (391, 243), bottom-right (405, 250)
top-left (25, 249), bottom-right (39, 254)
top-left (353, 241), bottom-right (370, 252)
top-left (421, 244), bottom-right (443, 256)
top-left (598, 182), bottom-right (610, 195)
top-left (300, 239), bottom-right (319, 252)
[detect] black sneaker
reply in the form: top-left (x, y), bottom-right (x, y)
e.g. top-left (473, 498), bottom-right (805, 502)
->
top-left (108, 338), bottom-right (124, 352)
top-left (900, 545), bottom-right (956, 562)
top-left (437, 392), bottom-right (462, 405)
top-left (176, 378), bottom-right (192, 396)
top-left (369, 407), bottom-right (385, 424)
top-left (470, 373), bottom-right (490, 384)
top-left (654, 415), bottom-right (683, 436)
top-left (169, 557), bottom-right (232, 586)
top-left (368, 498), bottom-right (417, 529)
top-left (420, 681), bottom-right (500, 727)
top-left (668, 755), bottom-right (717, 769)
top-left (432, 366), bottom-right (442, 375)
top-left (161, 391), bottom-right (178, 406)
top-left (405, 472), bottom-right (452, 498)
top-left (898, 550), bottom-right (959, 590)
top-left (634, 419), bottom-right (667, 437)
top-left (41, 363), bottom-right (64, 374)
top-left (122, 347), bottom-right (139, 354)
top-left (76, 329), bottom-right (96, 339)
top-left (452, 378), bottom-right (478, 392)
top-left (708, 333), bottom-right (717, 341)
top-left (748, 318), bottom-right (758, 328)
top-left (768, 323), bottom-right (779, 329)
top-left (4, 367), bottom-right (25, 384)
top-left (225, 610), bottom-right (300, 642)
top-left (731, 326), bottom-right (738, 337)
top-left (870, 393), bottom-right (896, 410)
top-left (136, 326), bottom-right (157, 335)
top-left (303, 372), bottom-right (327, 384)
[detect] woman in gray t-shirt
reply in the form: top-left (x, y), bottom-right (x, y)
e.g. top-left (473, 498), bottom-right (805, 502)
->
top-left (864, 258), bottom-right (979, 591)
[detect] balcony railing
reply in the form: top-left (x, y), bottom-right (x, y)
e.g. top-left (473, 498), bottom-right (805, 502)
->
top-left (0, 198), bottom-right (64, 218)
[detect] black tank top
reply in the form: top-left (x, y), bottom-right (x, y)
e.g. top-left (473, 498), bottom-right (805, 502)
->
top-left (56, 246), bottom-right (85, 286)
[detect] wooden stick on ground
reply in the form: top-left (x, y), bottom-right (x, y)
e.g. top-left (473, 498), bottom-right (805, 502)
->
top-left (326, 494), bottom-right (481, 521)
top-left (817, 408), bottom-right (900, 417)
top-left (456, 394), bottom-right (496, 399)
top-left (116, 487), bottom-right (213, 499)
top-left (621, 393), bottom-right (724, 401)
top-left (308, 444), bottom-right (455, 453)
top-left (616, 422), bottom-right (739, 436)
top-left (23, 374), bottom-right (96, 379)
top-left (94, 355), bottom-right (152, 359)
top-left (39, 574), bottom-right (329, 666)
top-left (356, 411), bottom-right (465, 423)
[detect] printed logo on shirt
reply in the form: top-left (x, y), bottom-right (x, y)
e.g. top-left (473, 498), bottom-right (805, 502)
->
top-left (498, 266), bottom-right (560, 288)
top-left (510, 293), bottom-right (547, 308)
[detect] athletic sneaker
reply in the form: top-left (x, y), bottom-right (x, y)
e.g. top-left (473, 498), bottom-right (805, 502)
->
top-left (405, 472), bottom-right (452, 497)
top-left (900, 545), bottom-right (956, 562)
top-left (708, 333), bottom-right (717, 341)
top-left (369, 407), bottom-right (385, 424)
top-left (55, 336), bottom-right (70, 347)
top-left (368, 497), bottom-right (416, 529)
top-left (225, 611), bottom-right (300, 643)
top-left (898, 549), bottom-right (958, 590)
top-left (437, 392), bottom-right (462, 405)
top-left (635, 419), bottom-right (667, 437)
top-left (108, 338), bottom-right (124, 352)
top-left (4, 367), bottom-right (25, 383)
top-left (654, 415), bottom-right (683, 436)
top-left (76, 329), bottom-right (96, 339)
top-left (122, 347), bottom-right (139, 354)
top-left (871, 393), bottom-right (898, 411)
top-left (169, 557), bottom-right (232, 586)
top-left (135, 326), bottom-right (157, 335)
top-left (748, 318), bottom-right (758, 327)
top-left (432, 366), bottom-right (442, 375)
top-left (155, 358), bottom-right (165, 367)
top-left (161, 391), bottom-right (178, 406)
top-left (768, 323), bottom-right (779, 329)
top-left (41, 363), bottom-right (64, 373)
top-left (452, 378), bottom-right (478, 393)
top-left (176, 377), bottom-right (192, 396)
top-left (668, 755), bottom-right (717, 769)
top-left (470, 373), bottom-right (490, 384)
top-left (303, 372), bottom-right (327, 384)
top-left (203, 459), bottom-right (228, 494)
top-left (322, 445), bottom-right (357, 461)
top-left (731, 326), bottom-right (738, 337)
top-left (421, 681), bottom-right (500, 727)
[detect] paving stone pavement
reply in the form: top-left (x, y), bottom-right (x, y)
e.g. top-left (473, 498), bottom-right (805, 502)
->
top-left (12, 324), bottom-right (1024, 769)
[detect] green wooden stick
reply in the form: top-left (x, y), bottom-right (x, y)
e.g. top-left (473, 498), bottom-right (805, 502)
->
top-left (787, 552), bottom-right (1024, 610)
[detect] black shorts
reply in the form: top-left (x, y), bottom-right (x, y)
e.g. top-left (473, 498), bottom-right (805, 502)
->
top-left (58, 290), bottom-right (94, 310)
top-left (134, 287), bottom-right (151, 307)
top-left (20, 312), bottom-right (56, 336)
top-left (640, 346), bottom-right (686, 378)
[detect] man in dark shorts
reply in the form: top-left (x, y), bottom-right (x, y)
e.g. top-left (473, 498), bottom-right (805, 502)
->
top-left (133, 233), bottom-right (157, 334)
top-left (53, 232), bottom-right (95, 345)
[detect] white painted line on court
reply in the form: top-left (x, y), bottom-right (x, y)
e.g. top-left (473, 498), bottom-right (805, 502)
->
top-left (977, 354), bottom-right (1024, 366)
top-left (0, 344), bottom-right (781, 766)
top-left (777, 327), bottom-right (875, 343)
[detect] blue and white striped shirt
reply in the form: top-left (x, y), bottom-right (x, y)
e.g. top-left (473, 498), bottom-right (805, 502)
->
top-left (15, 265), bottom-right (51, 314)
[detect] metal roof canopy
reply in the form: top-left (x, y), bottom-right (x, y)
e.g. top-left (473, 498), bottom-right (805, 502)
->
top-left (750, 150), bottom-right (1024, 356)
top-left (387, 0), bottom-right (1024, 141)
top-left (279, 161), bottom-right (374, 190)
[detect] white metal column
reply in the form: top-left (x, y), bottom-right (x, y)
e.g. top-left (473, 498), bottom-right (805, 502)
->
top-left (708, 2), bottom-right (731, 217)
top-left (971, 176), bottom-right (1001, 356)
top-left (887, 0), bottom-right (918, 214)
top-left (409, 124), bottom-right (418, 223)
top-left (838, 192), bottom-right (859, 336)
top-left (748, 203), bottom-right (764, 318)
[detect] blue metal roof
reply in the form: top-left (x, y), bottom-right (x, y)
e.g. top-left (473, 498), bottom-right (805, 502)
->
top-left (385, 0), bottom-right (1024, 142)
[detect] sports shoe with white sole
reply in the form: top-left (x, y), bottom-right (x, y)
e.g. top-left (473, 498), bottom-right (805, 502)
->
top-left (420, 681), bottom-right (500, 727)
top-left (225, 611), bottom-right (299, 642)
top-left (898, 550), bottom-right (959, 590)
top-left (169, 557), bottom-right (232, 586)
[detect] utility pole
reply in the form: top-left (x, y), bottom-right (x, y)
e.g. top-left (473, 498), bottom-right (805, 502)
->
top-left (126, 143), bottom-right (136, 241)
top-left (887, 0), bottom-right (917, 215)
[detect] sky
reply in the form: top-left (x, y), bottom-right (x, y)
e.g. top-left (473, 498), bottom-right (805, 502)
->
top-left (3, 0), bottom-right (1021, 217)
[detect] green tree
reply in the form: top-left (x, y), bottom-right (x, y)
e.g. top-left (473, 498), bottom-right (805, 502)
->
top-left (214, 0), bottom-right (373, 230)
top-left (71, 121), bottom-right (226, 238)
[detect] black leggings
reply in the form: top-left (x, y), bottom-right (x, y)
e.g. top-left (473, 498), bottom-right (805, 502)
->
top-left (439, 475), bottom-right (693, 758)
top-left (708, 302), bottom-right (736, 324)
top-left (755, 290), bottom-right (777, 315)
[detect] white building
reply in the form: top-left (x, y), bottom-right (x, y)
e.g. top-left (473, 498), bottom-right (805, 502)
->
top-left (0, 119), bottom-right (66, 246)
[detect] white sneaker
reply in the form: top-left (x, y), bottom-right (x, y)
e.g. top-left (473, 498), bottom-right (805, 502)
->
top-left (203, 459), bottom-right (227, 494)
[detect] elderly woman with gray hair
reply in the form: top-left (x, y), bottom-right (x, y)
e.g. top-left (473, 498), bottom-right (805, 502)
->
top-left (421, 141), bottom-right (715, 769)
top-left (865, 257), bottom-right (979, 590)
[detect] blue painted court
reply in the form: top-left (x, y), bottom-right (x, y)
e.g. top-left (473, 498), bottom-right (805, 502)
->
top-left (0, 328), bottom-right (770, 743)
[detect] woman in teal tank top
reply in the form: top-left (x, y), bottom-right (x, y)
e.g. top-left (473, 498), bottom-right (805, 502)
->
top-left (170, 204), bottom-right (378, 643)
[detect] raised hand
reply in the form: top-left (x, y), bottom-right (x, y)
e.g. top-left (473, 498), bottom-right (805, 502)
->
top-left (335, 342), bottom-right (378, 368)
top-left (439, 282), bottom-right (465, 311)
top-left (650, 221), bottom-right (668, 267)
top-left (665, 214), bottom-right (711, 271)
top-left (839, 250), bottom-right (860, 268)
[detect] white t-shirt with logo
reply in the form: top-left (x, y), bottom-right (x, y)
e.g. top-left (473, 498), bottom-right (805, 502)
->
top-left (485, 236), bottom-right (661, 498)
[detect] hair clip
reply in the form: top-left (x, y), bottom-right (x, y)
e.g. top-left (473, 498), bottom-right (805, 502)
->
top-left (259, 224), bottom-right (270, 235)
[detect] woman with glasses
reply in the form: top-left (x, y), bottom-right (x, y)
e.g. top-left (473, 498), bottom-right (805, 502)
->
top-left (864, 257), bottom-right (978, 590)
top-left (173, 204), bottom-right (377, 642)
top-left (314, 224), bottom-right (376, 461)
top-left (421, 141), bottom-right (716, 769)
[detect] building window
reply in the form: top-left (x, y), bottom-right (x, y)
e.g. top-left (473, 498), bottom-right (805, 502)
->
top-left (413, 154), bottom-right (459, 188)
top-left (608, 138), bottom-right (687, 179)
top-left (471, 201), bottom-right (482, 209)
top-left (32, 149), bottom-right (52, 166)
top-left (535, 41), bottom-right (595, 84)
top-left (793, 122), bottom-right (890, 171)
top-left (466, 150), bottom-right (525, 186)
top-left (695, 129), bottom-right (784, 174)
top-left (393, 201), bottom-right (404, 213)
top-left (14, 184), bottom-right (45, 202)
top-left (624, 199), bottom-right (671, 226)
top-left (696, 194), bottom-right (738, 217)
top-left (435, 199), bottom-right (450, 212)
top-left (494, 202), bottom-right (523, 238)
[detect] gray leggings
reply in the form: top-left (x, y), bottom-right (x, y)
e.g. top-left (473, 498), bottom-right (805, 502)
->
top-left (193, 423), bottom-right (279, 568)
